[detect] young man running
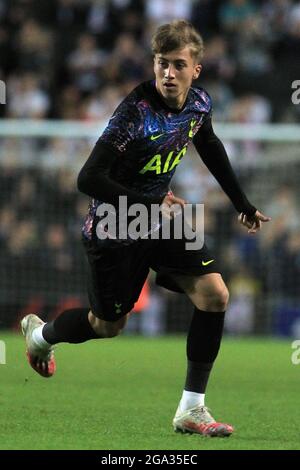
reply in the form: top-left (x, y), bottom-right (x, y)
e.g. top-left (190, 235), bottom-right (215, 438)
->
top-left (21, 20), bottom-right (270, 437)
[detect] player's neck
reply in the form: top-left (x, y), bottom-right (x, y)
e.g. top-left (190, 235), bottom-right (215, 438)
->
top-left (155, 86), bottom-right (188, 111)
top-left (164, 98), bottom-right (185, 110)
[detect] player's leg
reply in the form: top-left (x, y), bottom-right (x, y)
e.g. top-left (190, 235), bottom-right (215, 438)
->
top-left (21, 242), bottom-right (150, 378)
top-left (21, 309), bottom-right (129, 378)
top-left (172, 276), bottom-right (233, 437)
top-left (154, 229), bottom-right (233, 436)
top-left (88, 310), bottom-right (128, 337)
top-left (172, 271), bottom-right (233, 436)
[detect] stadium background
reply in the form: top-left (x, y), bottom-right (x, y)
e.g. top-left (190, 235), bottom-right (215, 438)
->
top-left (1, 0), bottom-right (300, 337)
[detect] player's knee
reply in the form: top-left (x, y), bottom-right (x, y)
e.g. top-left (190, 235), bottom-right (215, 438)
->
top-left (197, 286), bottom-right (229, 311)
top-left (210, 286), bottom-right (229, 311)
top-left (89, 310), bottom-right (127, 338)
top-left (92, 318), bottom-right (123, 338)
top-left (102, 325), bottom-right (122, 338)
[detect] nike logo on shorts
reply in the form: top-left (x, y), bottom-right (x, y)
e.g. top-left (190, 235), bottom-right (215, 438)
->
top-left (202, 259), bottom-right (214, 266)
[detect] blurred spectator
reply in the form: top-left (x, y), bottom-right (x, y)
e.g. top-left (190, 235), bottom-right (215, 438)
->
top-left (0, 206), bottom-right (16, 251)
top-left (262, 0), bottom-right (292, 38)
top-left (191, 0), bottom-right (220, 36)
top-left (201, 36), bottom-right (235, 82)
top-left (225, 265), bottom-right (260, 334)
top-left (106, 32), bottom-right (147, 83)
top-left (229, 94), bottom-right (271, 124)
top-left (15, 19), bottom-right (54, 78)
top-left (7, 73), bottom-right (50, 119)
top-left (234, 13), bottom-right (273, 78)
top-left (7, 219), bottom-right (38, 257)
top-left (67, 33), bottom-right (108, 93)
top-left (201, 80), bottom-right (234, 121)
top-left (125, 277), bottom-right (167, 336)
top-left (87, 0), bottom-right (109, 35)
top-left (219, 0), bottom-right (257, 36)
top-left (0, 0), bottom-right (300, 334)
top-left (56, 85), bottom-right (82, 119)
top-left (226, 94), bottom-right (272, 166)
top-left (0, 25), bottom-right (13, 76)
top-left (79, 85), bottom-right (124, 121)
top-left (274, 229), bottom-right (300, 298)
top-left (43, 223), bottom-right (73, 273)
top-left (0, 0), bottom-right (298, 121)
top-left (13, 173), bottom-right (37, 217)
top-left (260, 184), bottom-right (299, 248)
top-left (145, 0), bottom-right (193, 26)
top-left (56, 0), bottom-right (90, 32)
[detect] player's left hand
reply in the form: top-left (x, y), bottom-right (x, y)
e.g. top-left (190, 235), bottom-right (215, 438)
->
top-left (238, 210), bottom-right (271, 234)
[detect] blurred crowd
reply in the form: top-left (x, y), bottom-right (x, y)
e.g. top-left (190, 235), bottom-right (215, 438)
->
top-left (1, 0), bottom-right (300, 334)
top-left (1, 0), bottom-right (300, 123)
top-left (1, 154), bottom-right (300, 335)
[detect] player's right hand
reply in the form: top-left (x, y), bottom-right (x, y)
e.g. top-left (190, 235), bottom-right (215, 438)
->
top-left (161, 193), bottom-right (186, 219)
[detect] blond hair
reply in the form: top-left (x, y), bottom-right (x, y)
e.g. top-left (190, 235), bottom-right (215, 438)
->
top-left (151, 20), bottom-right (204, 63)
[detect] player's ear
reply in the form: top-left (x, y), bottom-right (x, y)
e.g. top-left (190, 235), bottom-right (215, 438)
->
top-left (193, 64), bottom-right (202, 80)
top-left (153, 55), bottom-right (157, 72)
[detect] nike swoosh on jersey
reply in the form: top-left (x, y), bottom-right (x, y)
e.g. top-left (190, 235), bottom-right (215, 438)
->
top-left (202, 259), bottom-right (214, 266)
top-left (150, 133), bottom-right (164, 141)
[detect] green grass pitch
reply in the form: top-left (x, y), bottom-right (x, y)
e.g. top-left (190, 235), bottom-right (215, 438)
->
top-left (0, 332), bottom-right (299, 450)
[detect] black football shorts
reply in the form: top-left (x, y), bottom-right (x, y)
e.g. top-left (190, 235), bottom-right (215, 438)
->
top-left (83, 228), bottom-right (220, 322)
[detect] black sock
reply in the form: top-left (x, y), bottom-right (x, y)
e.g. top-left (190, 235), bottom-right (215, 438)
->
top-left (184, 308), bottom-right (225, 393)
top-left (42, 308), bottom-right (99, 344)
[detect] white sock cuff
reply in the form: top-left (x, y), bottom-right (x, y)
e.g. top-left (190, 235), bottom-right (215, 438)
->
top-left (179, 390), bottom-right (205, 411)
top-left (32, 324), bottom-right (51, 349)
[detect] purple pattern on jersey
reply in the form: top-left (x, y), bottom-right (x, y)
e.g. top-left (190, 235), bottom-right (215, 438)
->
top-left (82, 198), bottom-right (99, 240)
top-left (82, 80), bottom-right (212, 241)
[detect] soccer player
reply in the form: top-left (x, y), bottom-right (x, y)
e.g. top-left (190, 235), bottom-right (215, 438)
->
top-left (21, 20), bottom-right (270, 437)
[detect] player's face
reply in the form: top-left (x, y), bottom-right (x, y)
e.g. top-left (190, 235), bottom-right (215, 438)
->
top-left (154, 46), bottom-right (202, 110)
